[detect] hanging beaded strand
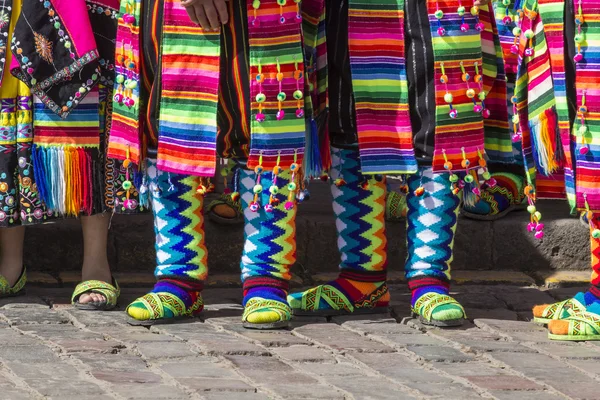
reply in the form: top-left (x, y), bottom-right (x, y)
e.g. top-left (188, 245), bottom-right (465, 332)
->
top-left (474, 62), bottom-right (489, 118)
top-left (255, 60), bottom-right (266, 122)
top-left (276, 59), bottom-right (286, 120)
top-left (266, 152), bottom-right (283, 212)
top-left (440, 63), bottom-right (457, 118)
top-left (461, 61), bottom-right (480, 113)
top-left (458, 1), bottom-right (469, 32)
top-left (277, 0), bottom-right (286, 23)
top-left (574, 0), bottom-right (584, 63)
top-left (252, 0), bottom-right (260, 26)
top-left (472, 4), bottom-right (485, 32)
top-left (293, 58), bottom-right (304, 118)
top-left (285, 151), bottom-right (300, 210)
top-left (501, 0), bottom-right (512, 24)
top-left (250, 152), bottom-right (264, 212)
top-left (577, 90), bottom-right (589, 155)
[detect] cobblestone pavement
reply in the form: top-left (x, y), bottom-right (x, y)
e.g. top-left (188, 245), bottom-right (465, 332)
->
top-left (0, 285), bottom-right (599, 400)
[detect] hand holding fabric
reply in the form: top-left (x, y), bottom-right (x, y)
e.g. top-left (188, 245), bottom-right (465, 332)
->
top-left (181, 0), bottom-right (228, 30)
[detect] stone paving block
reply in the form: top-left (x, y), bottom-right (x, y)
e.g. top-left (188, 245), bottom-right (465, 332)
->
top-left (109, 383), bottom-right (190, 399)
top-left (0, 328), bottom-right (41, 346)
top-left (220, 324), bottom-right (310, 347)
top-left (571, 359), bottom-right (600, 377)
top-left (0, 345), bottom-right (59, 363)
top-left (406, 345), bottom-right (475, 362)
top-left (134, 341), bottom-right (196, 359)
top-left (463, 375), bottom-right (543, 390)
top-left (539, 270), bottom-right (590, 288)
top-left (350, 352), bottom-right (453, 384)
top-left (408, 382), bottom-right (485, 399)
top-left (202, 393), bottom-right (271, 400)
top-left (453, 271), bottom-right (536, 286)
top-left (61, 308), bottom-right (130, 327)
top-left (92, 370), bottom-right (163, 384)
top-left (535, 343), bottom-right (600, 359)
top-left (489, 288), bottom-right (555, 312)
top-left (271, 345), bottom-right (336, 363)
top-left (0, 309), bottom-right (70, 325)
top-left (452, 291), bottom-right (508, 310)
top-left (0, 296), bottom-right (49, 309)
top-left (553, 382), bottom-right (600, 400)
top-left (156, 323), bottom-right (270, 356)
top-left (55, 338), bottom-right (126, 354)
top-left (295, 362), bottom-right (366, 377)
top-left (16, 324), bottom-right (103, 340)
top-left (292, 323), bottom-right (395, 353)
top-left (224, 355), bottom-right (343, 399)
top-left (433, 361), bottom-right (512, 377)
top-left (178, 377), bottom-right (255, 392)
top-left (378, 332), bottom-right (448, 347)
top-left (159, 359), bottom-right (239, 379)
top-left (5, 362), bottom-right (81, 380)
top-left (22, 379), bottom-right (108, 398)
top-left (324, 375), bottom-right (418, 400)
top-left (466, 308), bottom-right (519, 321)
top-left (490, 390), bottom-right (565, 400)
top-left (75, 354), bottom-right (149, 372)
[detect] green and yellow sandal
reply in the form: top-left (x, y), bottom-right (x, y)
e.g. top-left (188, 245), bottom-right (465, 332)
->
top-left (548, 306), bottom-right (600, 341)
top-left (287, 283), bottom-right (390, 317)
top-left (532, 292), bottom-right (587, 325)
top-left (242, 298), bottom-right (291, 330)
top-left (385, 191), bottom-right (407, 223)
top-left (126, 292), bottom-right (204, 326)
top-left (72, 279), bottom-right (120, 311)
top-left (0, 267), bottom-right (27, 298)
top-left (207, 193), bottom-right (243, 226)
top-left (412, 292), bottom-right (466, 327)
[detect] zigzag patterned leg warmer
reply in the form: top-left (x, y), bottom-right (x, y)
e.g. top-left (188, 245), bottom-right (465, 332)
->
top-left (127, 160), bottom-right (206, 323)
top-left (239, 167), bottom-right (296, 328)
top-left (406, 168), bottom-right (464, 324)
top-left (287, 148), bottom-right (390, 316)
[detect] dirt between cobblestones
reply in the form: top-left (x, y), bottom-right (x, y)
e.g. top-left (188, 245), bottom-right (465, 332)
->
top-left (0, 284), bottom-right (596, 399)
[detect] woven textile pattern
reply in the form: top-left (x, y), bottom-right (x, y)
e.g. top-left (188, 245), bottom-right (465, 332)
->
top-left (107, 0), bottom-right (142, 166)
top-left (536, 0), bottom-right (576, 209)
top-left (427, 0), bottom-right (487, 173)
top-left (571, 0), bottom-right (600, 211)
top-left (246, 0), bottom-right (306, 170)
top-left (347, 0), bottom-right (417, 175)
top-left (147, 160), bottom-right (208, 283)
top-left (591, 216), bottom-right (600, 287)
top-left (480, 5), bottom-right (514, 163)
top-left (239, 168), bottom-right (296, 282)
top-left (405, 168), bottom-right (460, 281)
top-left (157, 0), bottom-right (221, 177)
top-left (329, 148), bottom-right (387, 273)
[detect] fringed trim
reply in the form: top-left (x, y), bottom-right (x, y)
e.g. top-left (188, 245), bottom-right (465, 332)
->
top-left (303, 118), bottom-right (322, 178)
top-left (529, 108), bottom-right (560, 176)
top-left (32, 145), bottom-right (94, 217)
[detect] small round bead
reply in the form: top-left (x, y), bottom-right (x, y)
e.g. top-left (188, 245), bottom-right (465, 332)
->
top-left (253, 184), bottom-right (263, 194)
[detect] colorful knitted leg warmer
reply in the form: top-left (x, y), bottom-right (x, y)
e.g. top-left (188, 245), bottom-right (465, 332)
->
top-left (127, 161), bottom-right (206, 324)
top-left (239, 167), bottom-right (296, 329)
top-left (288, 148), bottom-right (390, 316)
top-left (533, 215), bottom-right (600, 325)
top-left (462, 172), bottom-right (526, 220)
top-left (406, 168), bottom-right (465, 326)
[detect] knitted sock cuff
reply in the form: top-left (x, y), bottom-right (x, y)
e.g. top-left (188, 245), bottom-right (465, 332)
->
top-left (339, 270), bottom-right (387, 283)
top-left (589, 285), bottom-right (600, 300)
top-left (243, 276), bottom-right (289, 292)
top-left (158, 278), bottom-right (204, 292)
top-left (407, 276), bottom-right (450, 291)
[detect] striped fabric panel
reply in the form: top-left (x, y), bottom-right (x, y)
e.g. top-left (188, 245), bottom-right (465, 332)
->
top-left (107, 0), bottom-right (142, 166)
top-left (157, 0), bottom-right (220, 177)
top-left (246, 0), bottom-right (306, 170)
top-left (426, 0), bottom-right (487, 173)
top-left (348, 0), bottom-right (418, 175)
top-left (535, 171), bottom-right (566, 199)
top-left (536, 0), bottom-right (576, 209)
top-left (572, 0), bottom-right (600, 211)
top-left (33, 88), bottom-right (100, 147)
top-left (480, 5), bottom-right (514, 163)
